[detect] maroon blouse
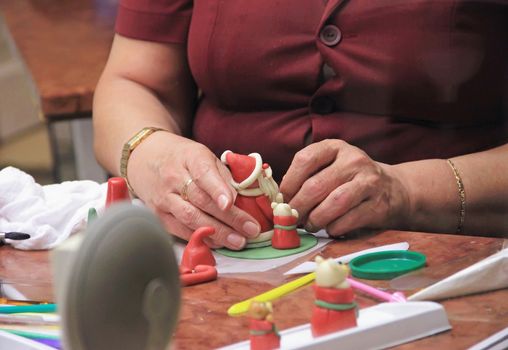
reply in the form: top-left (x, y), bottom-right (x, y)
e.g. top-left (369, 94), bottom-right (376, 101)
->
top-left (116, 0), bottom-right (508, 181)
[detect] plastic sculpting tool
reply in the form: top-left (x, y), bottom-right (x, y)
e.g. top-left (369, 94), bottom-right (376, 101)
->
top-left (0, 313), bottom-right (59, 325)
top-left (348, 278), bottom-right (406, 302)
top-left (228, 273), bottom-right (406, 316)
top-left (228, 272), bottom-right (317, 316)
top-left (0, 303), bottom-right (56, 314)
top-left (31, 337), bottom-right (62, 349)
top-left (0, 232), bottom-right (31, 240)
top-left (87, 208), bottom-right (98, 224)
top-left (0, 328), bottom-right (59, 340)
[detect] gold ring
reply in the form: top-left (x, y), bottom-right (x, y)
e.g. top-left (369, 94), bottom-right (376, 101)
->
top-left (180, 178), bottom-right (193, 201)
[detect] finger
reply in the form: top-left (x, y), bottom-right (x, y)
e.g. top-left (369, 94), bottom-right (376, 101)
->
top-left (186, 153), bottom-right (235, 211)
top-left (305, 179), bottom-right (369, 231)
top-left (280, 140), bottom-right (342, 201)
top-left (216, 158), bottom-right (238, 202)
top-left (154, 208), bottom-right (193, 240)
top-left (288, 161), bottom-right (355, 221)
top-left (167, 193), bottom-right (247, 250)
top-left (156, 210), bottom-right (222, 249)
top-left (325, 200), bottom-right (380, 237)
top-left (185, 180), bottom-right (261, 238)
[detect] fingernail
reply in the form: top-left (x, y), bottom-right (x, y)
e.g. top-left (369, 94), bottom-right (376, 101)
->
top-left (305, 221), bottom-right (319, 233)
top-left (217, 194), bottom-right (229, 210)
top-left (243, 221), bottom-right (260, 237)
top-left (227, 233), bottom-right (246, 249)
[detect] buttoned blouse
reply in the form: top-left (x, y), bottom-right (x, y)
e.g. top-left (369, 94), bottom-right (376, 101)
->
top-left (116, 0), bottom-right (508, 181)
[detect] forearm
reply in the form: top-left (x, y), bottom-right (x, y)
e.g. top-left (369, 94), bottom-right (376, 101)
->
top-left (92, 35), bottom-right (196, 176)
top-left (93, 75), bottom-right (185, 175)
top-left (394, 144), bottom-right (508, 236)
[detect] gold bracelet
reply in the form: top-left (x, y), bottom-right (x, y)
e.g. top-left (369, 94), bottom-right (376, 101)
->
top-left (120, 127), bottom-right (167, 196)
top-left (446, 159), bottom-right (466, 233)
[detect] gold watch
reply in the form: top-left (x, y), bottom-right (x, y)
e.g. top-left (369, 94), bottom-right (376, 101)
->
top-left (120, 127), bottom-right (166, 194)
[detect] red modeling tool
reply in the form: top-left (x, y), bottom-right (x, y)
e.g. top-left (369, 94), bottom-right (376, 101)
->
top-left (179, 227), bottom-right (218, 286)
top-left (105, 177), bottom-right (130, 208)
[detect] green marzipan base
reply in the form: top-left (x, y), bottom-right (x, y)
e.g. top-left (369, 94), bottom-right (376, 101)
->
top-left (215, 230), bottom-right (318, 260)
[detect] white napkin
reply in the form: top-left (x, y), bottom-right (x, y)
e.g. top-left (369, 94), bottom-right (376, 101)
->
top-left (0, 167), bottom-right (107, 250)
top-left (409, 247), bottom-right (508, 301)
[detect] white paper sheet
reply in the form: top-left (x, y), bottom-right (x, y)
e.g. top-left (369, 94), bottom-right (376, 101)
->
top-left (173, 231), bottom-right (332, 274)
top-left (409, 248), bottom-right (508, 301)
top-left (283, 242), bottom-right (410, 275)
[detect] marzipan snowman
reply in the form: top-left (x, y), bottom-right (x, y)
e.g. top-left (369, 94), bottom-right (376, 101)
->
top-left (311, 256), bottom-right (357, 337)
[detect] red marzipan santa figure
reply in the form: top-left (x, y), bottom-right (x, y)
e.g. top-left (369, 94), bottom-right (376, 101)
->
top-left (221, 151), bottom-right (279, 247)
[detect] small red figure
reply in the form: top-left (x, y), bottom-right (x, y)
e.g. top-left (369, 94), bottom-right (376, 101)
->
top-left (248, 301), bottom-right (280, 350)
top-left (271, 193), bottom-right (300, 249)
top-left (221, 151), bottom-right (279, 246)
top-left (311, 256), bottom-right (357, 337)
top-left (179, 265), bottom-right (218, 287)
top-left (180, 227), bottom-right (216, 270)
top-left (105, 177), bottom-right (130, 208)
top-left (179, 227), bottom-right (218, 287)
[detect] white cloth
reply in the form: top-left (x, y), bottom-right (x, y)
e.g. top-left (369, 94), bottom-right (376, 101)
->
top-left (0, 167), bottom-right (108, 250)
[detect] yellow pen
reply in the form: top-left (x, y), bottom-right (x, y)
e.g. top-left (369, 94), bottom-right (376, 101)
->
top-left (227, 272), bottom-right (316, 316)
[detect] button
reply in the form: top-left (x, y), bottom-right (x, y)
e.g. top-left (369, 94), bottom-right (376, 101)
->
top-left (320, 25), bottom-right (342, 46)
top-left (311, 96), bottom-right (335, 114)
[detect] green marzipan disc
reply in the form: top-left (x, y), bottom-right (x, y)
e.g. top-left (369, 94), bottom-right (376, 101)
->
top-left (215, 230), bottom-right (318, 260)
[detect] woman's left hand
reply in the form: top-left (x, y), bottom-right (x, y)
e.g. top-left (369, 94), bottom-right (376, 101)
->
top-left (280, 139), bottom-right (411, 236)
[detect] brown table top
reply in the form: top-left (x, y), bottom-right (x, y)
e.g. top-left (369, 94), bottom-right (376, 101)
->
top-left (0, 230), bottom-right (506, 349)
top-left (0, 0), bottom-right (117, 118)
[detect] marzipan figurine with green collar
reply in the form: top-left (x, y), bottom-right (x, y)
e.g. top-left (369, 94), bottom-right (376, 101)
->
top-left (311, 256), bottom-right (357, 337)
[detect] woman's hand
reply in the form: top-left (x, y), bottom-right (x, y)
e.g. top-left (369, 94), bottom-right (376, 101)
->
top-left (127, 132), bottom-right (261, 249)
top-left (280, 139), bottom-right (411, 237)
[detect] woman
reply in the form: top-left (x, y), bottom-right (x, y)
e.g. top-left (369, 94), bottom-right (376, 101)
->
top-left (93, 0), bottom-right (508, 249)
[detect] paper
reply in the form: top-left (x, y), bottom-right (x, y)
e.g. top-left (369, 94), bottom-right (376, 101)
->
top-left (173, 231), bottom-right (331, 274)
top-left (409, 248), bottom-right (508, 301)
top-left (284, 242), bottom-right (410, 275)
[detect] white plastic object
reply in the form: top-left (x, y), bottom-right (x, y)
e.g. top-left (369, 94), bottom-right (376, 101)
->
top-left (0, 330), bottom-right (54, 350)
top-left (284, 242), bottom-right (410, 275)
top-left (219, 301), bottom-right (451, 350)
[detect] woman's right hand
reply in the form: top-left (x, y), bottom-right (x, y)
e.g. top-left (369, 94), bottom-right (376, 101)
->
top-left (127, 132), bottom-right (261, 250)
